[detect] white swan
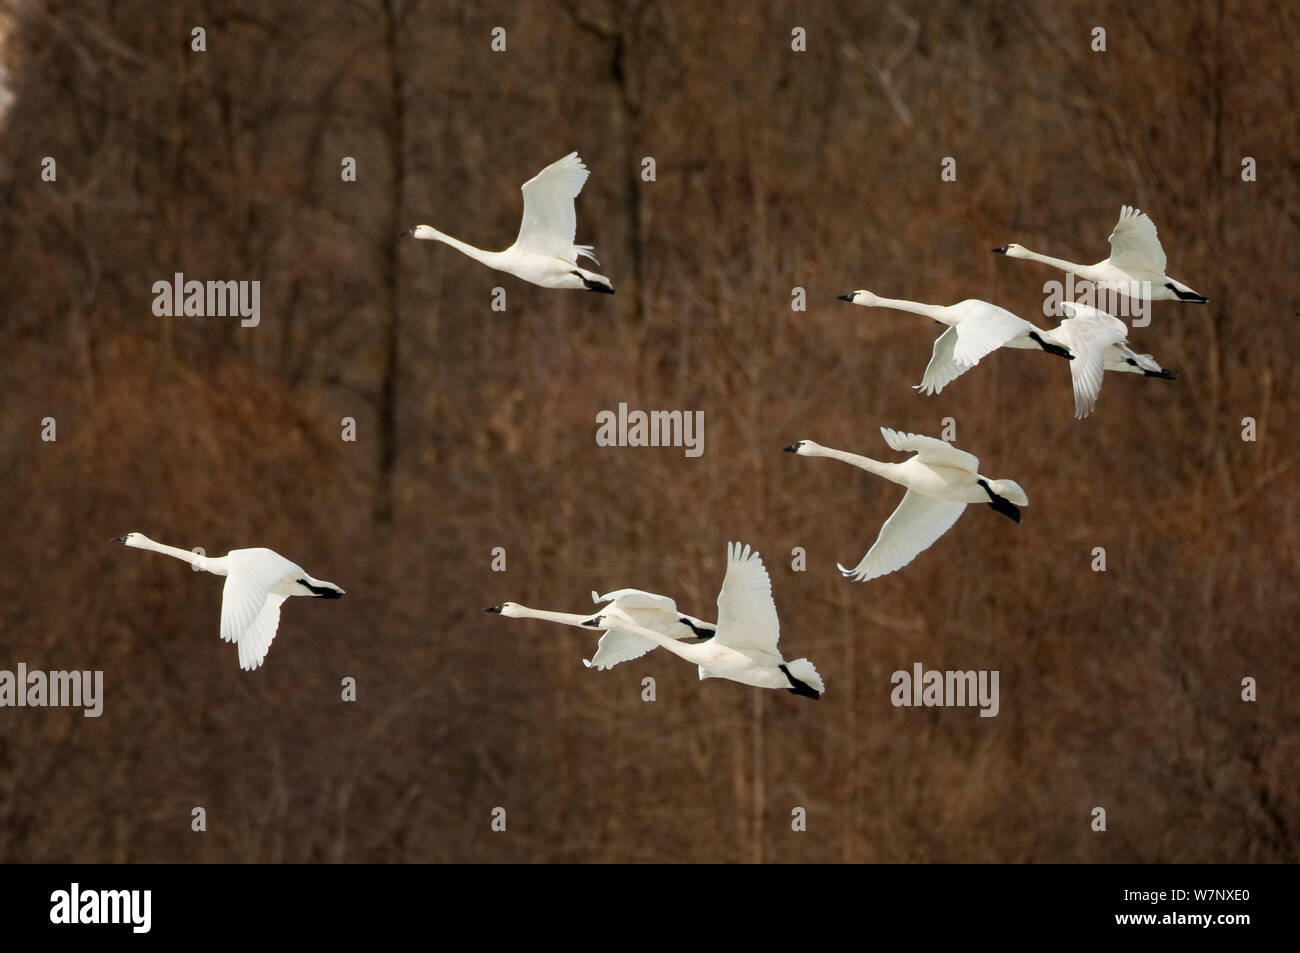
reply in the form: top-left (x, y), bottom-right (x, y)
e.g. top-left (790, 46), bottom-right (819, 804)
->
top-left (837, 290), bottom-right (1074, 394)
top-left (486, 588), bottom-right (716, 670)
top-left (993, 205), bottom-right (1206, 303)
top-left (402, 152), bottom-right (614, 294)
top-left (784, 429), bottom-right (1027, 582)
top-left (112, 533), bottom-right (343, 670)
top-left (581, 542), bottom-right (824, 698)
top-left (1049, 302), bottom-right (1177, 418)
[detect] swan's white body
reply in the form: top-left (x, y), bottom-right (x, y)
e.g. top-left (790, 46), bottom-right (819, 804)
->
top-left (403, 152), bottom-right (614, 294)
top-left (112, 532), bottom-right (343, 671)
top-left (1050, 302), bottom-right (1176, 418)
top-left (994, 205), bottom-right (1206, 303)
top-left (838, 290), bottom-right (1074, 395)
top-left (785, 429), bottom-right (1028, 582)
top-left (486, 588), bottom-right (715, 671)
top-left (584, 543), bottom-right (824, 698)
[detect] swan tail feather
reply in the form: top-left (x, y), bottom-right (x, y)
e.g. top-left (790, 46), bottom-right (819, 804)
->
top-left (783, 659), bottom-right (824, 698)
top-left (987, 478), bottom-right (1029, 506)
top-left (571, 267), bottom-right (615, 294)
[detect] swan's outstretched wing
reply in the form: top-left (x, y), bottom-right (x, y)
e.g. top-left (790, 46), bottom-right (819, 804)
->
top-left (951, 305), bottom-right (1032, 367)
top-left (713, 542), bottom-right (781, 655)
top-left (592, 587), bottom-right (677, 613)
top-left (514, 152), bottom-right (590, 259)
top-left (583, 628), bottom-right (658, 671)
top-left (220, 548), bottom-right (302, 667)
top-left (838, 491), bottom-right (967, 582)
top-left (880, 427), bottom-right (980, 472)
top-left (917, 307), bottom-right (1027, 395)
top-left (1107, 206), bottom-right (1167, 275)
top-left (1056, 303), bottom-right (1129, 418)
top-left (237, 594), bottom-right (288, 671)
top-left (916, 325), bottom-right (970, 396)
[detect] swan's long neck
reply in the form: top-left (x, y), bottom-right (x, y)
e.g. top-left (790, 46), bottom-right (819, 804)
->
top-left (1018, 247), bottom-right (1090, 276)
top-left (862, 296), bottom-right (953, 323)
top-left (131, 537), bottom-right (225, 574)
top-left (607, 619), bottom-right (702, 663)
top-left (420, 227), bottom-right (504, 269)
top-left (512, 606), bottom-right (596, 627)
top-left (808, 445), bottom-right (899, 481)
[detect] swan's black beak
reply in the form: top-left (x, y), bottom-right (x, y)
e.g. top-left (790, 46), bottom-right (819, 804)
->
top-left (398, 228), bottom-right (414, 238)
top-left (110, 536), bottom-right (127, 543)
top-left (783, 444), bottom-right (800, 453)
top-left (484, 605), bottom-right (503, 614)
top-left (992, 246), bottom-right (1009, 254)
top-left (836, 293), bottom-right (854, 301)
top-left (581, 617), bottom-right (604, 628)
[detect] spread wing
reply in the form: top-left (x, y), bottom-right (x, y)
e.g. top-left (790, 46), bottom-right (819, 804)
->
top-left (916, 306), bottom-right (1027, 396)
top-left (1057, 303), bottom-right (1129, 418)
top-left (880, 427), bottom-right (980, 472)
top-left (713, 542), bottom-right (781, 655)
top-left (220, 548), bottom-right (302, 669)
top-left (838, 491), bottom-right (967, 582)
top-left (1107, 205), bottom-right (1167, 275)
top-left (237, 594), bottom-right (288, 671)
top-left (582, 628), bottom-right (658, 671)
top-left (951, 304), bottom-right (1031, 367)
top-left (514, 152), bottom-right (589, 259)
top-left (916, 325), bottom-right (972, 395)
top-left (591, 588), bottom-right (678, 613)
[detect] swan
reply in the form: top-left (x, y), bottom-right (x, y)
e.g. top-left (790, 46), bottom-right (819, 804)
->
top-left (783, 429), bottom-right (1027, 582)
top-left (837, 290), bottom-right (1074, 395)
top-left (401, 151), bottom-right (614, 294)
top-left (111, 533), bottom-right (343, 670)
top-left (486, 588), bottom-right (716, 670)
top-left (1049, 301), bottom-right (1177, 418)
top-left (582, 542), bottom-right (824, 699)
top-left (993, 205), bottom-right (1206, 303)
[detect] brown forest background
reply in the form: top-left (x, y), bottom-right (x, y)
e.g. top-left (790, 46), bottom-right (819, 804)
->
top-left (0, 0), bottom-right (1296, 863)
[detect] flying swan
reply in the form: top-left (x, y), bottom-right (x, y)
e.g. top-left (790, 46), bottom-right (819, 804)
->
top-left (1049, 301), bottom-right (1176, 418)
top-left (582, 542), bottom-right (824, 699)
top-left (993, 205), bottom-right (1206, 303)
top-left (784, 429), bottom-right (1028, 582)
top-left (402, 151), bottom-right (614, 294)
top-left (112, 533), bottom-right (344, 670)
top-left (485, 588), bottom-right (716, 670)
top-left (837, 290), bottom-right (1074, 395)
